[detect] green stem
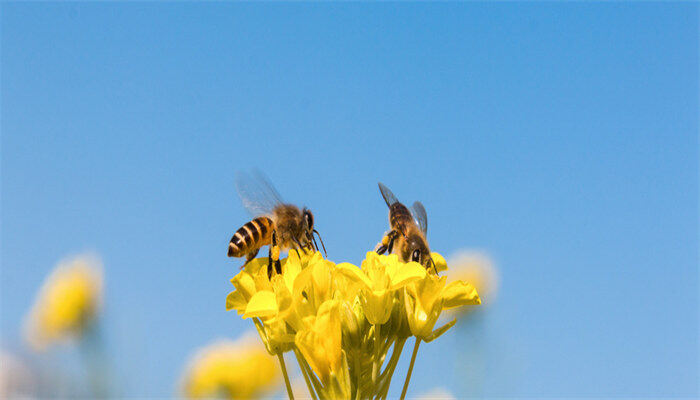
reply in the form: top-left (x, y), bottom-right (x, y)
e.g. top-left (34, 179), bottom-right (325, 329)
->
top-left (371, 324), bottom-right (381, 383)
top-left (399, 338), bottom-right (421, 400)
top-left (295, 348), bottom-right (324, 398)
top-left (277, 353), bottom-right (295, 400)
top-left (354, 353), bottom-right (362, 400)
top-left (80, 322), bottom-right (110, 399)
top-left (294, 348), bottom-right (318, 400)
top-left (377, 338), bottom-right (406, 400)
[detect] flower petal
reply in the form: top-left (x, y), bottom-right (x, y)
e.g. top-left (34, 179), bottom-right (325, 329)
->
top-left (336, 262), bottom-right (372, 289)
top-left (362, 290), bottom-right (392, 325)
top-left (243, 291), bottom-right (278, 319)
top-left (442, 281), bottom-right (481, 309)
top-left (430, 252), bottom-right (449, 273)
top-left (230, 272), bottom-right (256, 301)
top-left (225, 291), bottom-right (248, 313)
top-left (387, 261), bottom-right (426, 290)
top-left (294, 300), bottom-right (342, 381)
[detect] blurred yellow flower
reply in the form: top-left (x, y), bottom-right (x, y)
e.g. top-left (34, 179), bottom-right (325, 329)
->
top-left (448, 250), bottom-right (499, 306)
top-left (180, 334), bottom-right (280, 399)
top-left (413, 387), bottom-right (455, 400)
top-left (24, 254), bottom-right (103, 350)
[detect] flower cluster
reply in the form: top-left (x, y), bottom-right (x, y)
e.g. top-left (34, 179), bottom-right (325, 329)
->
top-left (24, 255), bottom-right (103, 350)
top-left (226, 250), bottom-right (480, 399)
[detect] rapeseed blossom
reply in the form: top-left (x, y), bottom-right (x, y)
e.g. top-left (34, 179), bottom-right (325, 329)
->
top-left (226, 250), bottom-right (480, 399)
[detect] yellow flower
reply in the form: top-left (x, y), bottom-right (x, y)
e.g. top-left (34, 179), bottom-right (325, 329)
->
top-left (225, 257), bottom-right (274, 317)
top-left (404, 272), bottom-right (480, 341)
top-left (226, 250), bottom-right (327, 353)
top-left (180, 333), bottom-right (280, 399)
top-left (430, 252), bottom-right (449, 274)
top-left (226, 250), bottom-right (322, 319)
top-left (294, 300), bottom-right (351, 399)
top-left (294, 300), bottom-right (342, 382)
top-left (24, 254), bottom-right (103, 350)
top-left (337, 252), bottom-right (426, 325)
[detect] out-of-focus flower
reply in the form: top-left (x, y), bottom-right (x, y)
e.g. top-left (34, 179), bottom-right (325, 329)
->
top-left (447, 250), bottom-right (499, 306)
top-left (412, 387), bottom-right (456, 400)
top-left (24, 254), bottom-right (103, 350)
top-left (180, 334), bottom-right (280, 399)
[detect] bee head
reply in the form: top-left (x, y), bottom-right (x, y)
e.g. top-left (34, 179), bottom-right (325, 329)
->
top-left (406, 233), bottom-right (433, 271)
top-left (303, 208), bottom-right (327, 256)
top-left (302, 208), bottom-right (314, 232)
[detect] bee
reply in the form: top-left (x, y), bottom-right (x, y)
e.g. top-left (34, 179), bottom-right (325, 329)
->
top-left (228, 171), bottom-right (326, 276)
top-left (375, 182), bottom-right (437, 273)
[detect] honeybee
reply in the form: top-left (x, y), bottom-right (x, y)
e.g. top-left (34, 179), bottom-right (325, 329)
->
top-left (228, 171), bottom-right (326, 276)
top-left (375, 182), bottom-right (437, 273)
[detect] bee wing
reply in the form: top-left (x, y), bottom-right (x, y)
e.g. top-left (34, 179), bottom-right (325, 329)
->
top-left (235, 170), bottom-right (284, 217)
top-left (378, 182), bottom-right (399, 207)
top-left (411, 201), bottom-right (428, 234)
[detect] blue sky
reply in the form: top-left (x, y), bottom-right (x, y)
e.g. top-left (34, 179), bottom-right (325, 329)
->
top-left (2, 2), bottom-right (698, 398)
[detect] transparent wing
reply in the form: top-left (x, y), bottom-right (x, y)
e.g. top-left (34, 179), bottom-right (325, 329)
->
top-left (378, 182), bottom-right (399, 207)
top-left (411, 201), bottom-right (428, 234)
top-left (235, 170), bottom-right (284, 217)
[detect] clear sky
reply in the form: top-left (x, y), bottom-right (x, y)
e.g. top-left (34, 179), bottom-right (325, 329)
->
top-left (2, 2), bottom-right (698, 398)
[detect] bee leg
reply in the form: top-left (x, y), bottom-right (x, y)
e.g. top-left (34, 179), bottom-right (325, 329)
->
top-left (273, 231), bottom-right (283, 275)
top-left (291, 238), bottom-right (301, 256)
top-left (267, 246), bottom-right (282, 276)
top-left (267, 231), bottom-right (282, 278)
top-left (387, 234), bottom-right (397, 253)
top-left (274, 254), bottom-right (282, 275)
top-left (267, 246), bottom-right (273, 278)
top-left (376, 230), bottom-right (399, 255)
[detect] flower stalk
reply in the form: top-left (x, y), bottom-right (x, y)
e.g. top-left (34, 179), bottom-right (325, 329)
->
top-left (276, 353), bottom-right (294, 400)
top-left (399, 338), bottom-right (421, 400)
top-left (295, 347), bottom-right (320, 400)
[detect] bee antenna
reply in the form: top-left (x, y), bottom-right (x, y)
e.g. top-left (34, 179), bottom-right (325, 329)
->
top-left (313, 229), bottom-right (327, 257)
top-left (430, 258), bottom-right (439, 275)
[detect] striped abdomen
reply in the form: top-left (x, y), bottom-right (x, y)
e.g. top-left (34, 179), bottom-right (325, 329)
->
top-left (228, 217), bottom-right (274, 257)
top-left (389, 202), bottom-right (413, 233)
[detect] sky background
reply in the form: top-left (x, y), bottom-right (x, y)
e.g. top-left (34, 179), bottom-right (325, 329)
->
top-left (2, 2), bottom-right (698, 398)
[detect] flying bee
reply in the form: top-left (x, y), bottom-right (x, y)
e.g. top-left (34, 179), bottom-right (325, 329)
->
top-left (228, 171), bottom-right (326, 276)
top-left (375, 182), bottom-right (437, 273)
